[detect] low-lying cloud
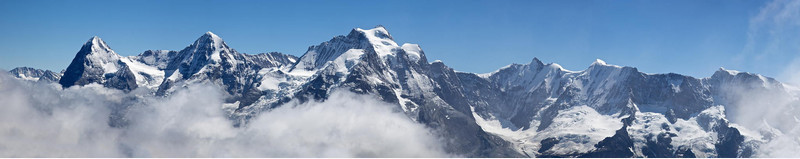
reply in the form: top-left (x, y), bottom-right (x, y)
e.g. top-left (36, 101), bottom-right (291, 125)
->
top-left (720, 81), bottom-right (800, 157)
top-left (717, 74), bottom-right (800, 157)
top-left (0, 72), bottom-right (448, 157)
top-left (731, 0), bottom-right (800, 157)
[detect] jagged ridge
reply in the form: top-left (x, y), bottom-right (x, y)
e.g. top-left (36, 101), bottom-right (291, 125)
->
top-left (8, 26), bottom-right (799, 157)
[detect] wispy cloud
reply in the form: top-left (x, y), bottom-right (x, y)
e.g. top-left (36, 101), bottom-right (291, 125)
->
top-left (724, 1), bottom-right (800, 157)
top-left (742, 0), bottom-right (800, 84)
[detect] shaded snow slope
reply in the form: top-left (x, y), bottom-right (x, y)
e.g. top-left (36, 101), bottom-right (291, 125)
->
top-left (9, 26), bottom-right (799, 157)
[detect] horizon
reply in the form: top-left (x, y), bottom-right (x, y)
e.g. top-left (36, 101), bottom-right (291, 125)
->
top-left (1, 0), bottom-right (799, 84)
top-left (3, 1), bottom-right (800, 158)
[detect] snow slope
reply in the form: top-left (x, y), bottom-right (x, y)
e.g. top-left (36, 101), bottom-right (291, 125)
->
top-left (12, 26), bottom-right (799, 157)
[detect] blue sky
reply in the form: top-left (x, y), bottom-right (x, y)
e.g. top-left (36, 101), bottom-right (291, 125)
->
top-left (1, 0), bottom-right (798, 81)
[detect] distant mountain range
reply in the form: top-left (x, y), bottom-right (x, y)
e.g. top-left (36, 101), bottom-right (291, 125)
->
top-left (8, 26), bottom-right (800, 157)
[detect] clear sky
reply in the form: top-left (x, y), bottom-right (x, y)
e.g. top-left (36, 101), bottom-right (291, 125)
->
top-left (1, 0), bottom-right (798, 82)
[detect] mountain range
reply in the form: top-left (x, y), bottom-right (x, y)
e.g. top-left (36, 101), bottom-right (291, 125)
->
top-left (7, 26), bottom-right (800, 157)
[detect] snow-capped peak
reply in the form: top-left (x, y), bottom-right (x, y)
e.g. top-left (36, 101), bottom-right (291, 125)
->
top-left (587, 58), bottom-right (625, 70)
top-left (355, 26), bottom-right (394, 41)
top-left (177, 31), bottom-right (238, 65)
top-left (85, 36), bottom-right (116, 55)
top-left (592, 59), bottom-right (607, 66)
top-left (291, 26), bottom-right (409, 73)
top-left (711, 67), bottom-right (776, 88)
top-left (353, 26), bottom-right (399, 57)
top-left (717, 67), bottom-right (741, 75)
top-left (80, 36), bottom-right (122, 70)
top-left (28, 26), bottom-right (797, 158)
top-left (59, 36), bottom-right (126, 88)
top-left (401, 43), bottom-right (424, 62)
top-left (203, 31), bottom-right (222, 42)
top-left (191, 31), bottom-right (226, 49)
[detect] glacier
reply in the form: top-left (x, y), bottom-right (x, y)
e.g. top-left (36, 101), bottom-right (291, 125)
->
top-left (3, 26), bottom-right (800, 157)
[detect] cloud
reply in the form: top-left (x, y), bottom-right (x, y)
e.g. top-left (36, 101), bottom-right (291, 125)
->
top-left (0, 72), bottom-right (448, 157)
top-left (781, 57), bottom-right (800, 85)
top-left (730, 1), bottom-right (800, 156)
top-left (719, 70), bottom-right (800, 158)
top-left (743, 0), bottom-right (800, 85)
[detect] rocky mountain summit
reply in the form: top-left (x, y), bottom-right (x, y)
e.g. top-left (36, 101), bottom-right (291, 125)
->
top-left (8, 26), bottom-right (799, 157)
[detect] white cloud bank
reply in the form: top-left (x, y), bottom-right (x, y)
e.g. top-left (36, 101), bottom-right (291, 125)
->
top-left (733, 1), bottom-right (800, 157)
top-left (0, 72), bottom-right (448, 157)
top-left (720, 81), bottom-right (800, 157)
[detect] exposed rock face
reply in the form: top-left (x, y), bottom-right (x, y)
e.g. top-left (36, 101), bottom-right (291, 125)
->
top-left (10, 26), bottom-right (798, 157)
top-left (59, 36), bottom-right (126, 89)
top-left (9, 67), bottom-right (61, 82)
top-left (157, 32), bottom-right (298, 108)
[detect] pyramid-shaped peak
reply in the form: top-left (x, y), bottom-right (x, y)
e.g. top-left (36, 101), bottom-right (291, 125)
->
top-left (81, 36), bottom-right (115, 55)
top-left (86, 36), bottom-right (110, 48)
top-left (60, 35), bottom-right (123, 88)
top-left (530, 57), bottom-right (544, 66)
top-left (191, 31), bottom-right (227, 48)
top-left (202, 31), bottom-right (221, 40)
top-left (89, 36), bottom-right (101, 42)
top-left (198, 31), bottom-right (222, 41)
top-left (592, 59), bottom-right (607, 66)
